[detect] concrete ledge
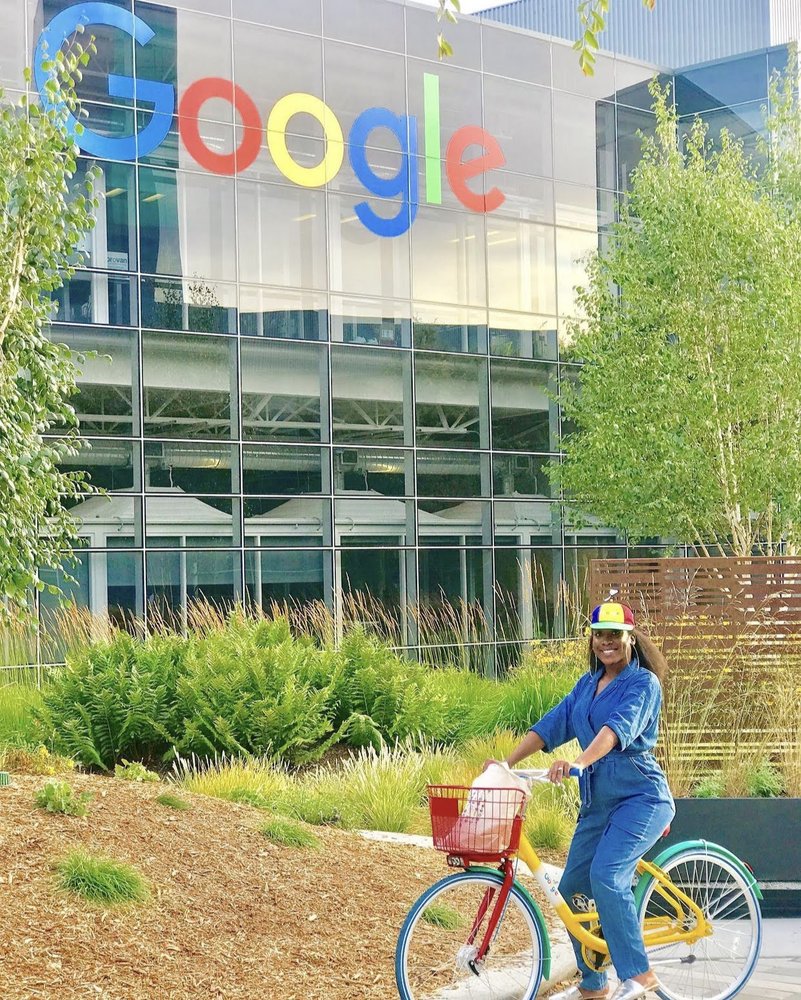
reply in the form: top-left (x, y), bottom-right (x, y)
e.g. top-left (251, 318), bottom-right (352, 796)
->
top-left (357, 830), bottom-right (578, 995)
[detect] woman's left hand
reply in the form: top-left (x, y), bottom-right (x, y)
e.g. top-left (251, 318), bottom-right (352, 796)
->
top-left (547, 759), bottom-right (573, 784)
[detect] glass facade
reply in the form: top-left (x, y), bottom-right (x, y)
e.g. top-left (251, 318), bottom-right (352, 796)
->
top-left (4, 0), bottom-right (780, 665)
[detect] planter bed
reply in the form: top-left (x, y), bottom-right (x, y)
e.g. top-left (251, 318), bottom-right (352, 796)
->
top-left (648, 797), bottom-right (801, 917)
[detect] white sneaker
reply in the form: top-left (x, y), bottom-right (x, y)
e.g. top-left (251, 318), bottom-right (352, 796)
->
top-left (549, 987), bottom-right (610, 1000)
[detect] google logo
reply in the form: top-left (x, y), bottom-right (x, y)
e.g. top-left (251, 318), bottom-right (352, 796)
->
top-left (35, 2), bottom-right (507, 238)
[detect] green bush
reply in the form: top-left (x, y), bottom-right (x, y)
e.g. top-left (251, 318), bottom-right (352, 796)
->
top-left (259, 816), bottom-right (319, 849)
top-left (745, 759), bottom-right (784, 798)
top-left (0, 682), bottom-right (43, 747)
top-left (0, 744), bottom-right (75, 775)
top-left (114, 760), bottom-right (160, 783)
top-left (35, 631), bottom-right (187, 769)
top-left (156, 792), bottom-right (191, 811)
top-left (34, 779), bottom-right (92, 817)
top-left (54, 849), bottom-right (149, 905)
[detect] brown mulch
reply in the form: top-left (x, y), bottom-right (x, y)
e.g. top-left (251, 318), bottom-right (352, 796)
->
top-left (0, 773), bottom-right (565, 1000)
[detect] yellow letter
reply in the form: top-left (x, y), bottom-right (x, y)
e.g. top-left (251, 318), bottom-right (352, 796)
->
top-left (267, 93), bottom-right (344, 187)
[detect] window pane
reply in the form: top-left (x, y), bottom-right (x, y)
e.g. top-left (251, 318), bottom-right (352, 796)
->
top-left (323, 0), bottom-right (404, 49)
top-left (495, 547), bottom-right (561, 640)
top-left (491, 359), bottom-right (558, 452)
top-left (244, 498), bottom-right (329, 546)
top-left (406, 5), bottom-right (481, 69)
top-left (492, 454), bottom-right (557, 498)
top-left (332, 346), bottom-right (410, 447)
top-left (58, 327), bottom-right (137, 436)
top-left (555, 184), bottom-right (615, 233)
top-left (482, 76), bottom-right (552, 180)
top-left (413, 302), bottom-right (487, 354)
top-left (335, 498), bottom-right (413, 545)
top-left (481, 24), bottom-right (550, 87)
top-left (239, 286), bottom-right (327, 341)
top-left (142, 332), bottom-right (235, 439)
top-left (418, 500), bottom-right (491, 546)
top-left (139, 168), bottom-right (236, 282)
top-left (232, 0), bottom-right (321, 33)
top-left (243, 445), bottom-right (326, 495)
top-left (333, 446), bottom-right (410, 497)
top-left (78, 160), bottom-right (138, 271)
top-left (415, 353), bottom-right (488, 450)
top-left (328, 193), bottom-right (411, 298)
top-left (145, 496), bottom-right (237, 545)
top-left (412, 209), bottom-right (486, 308)
top-left (417, 548), bottom-right (491, 645)
top-left (0, 1), bottom-right (26, 91)
top-left (53, 271), bottom-right (138, 327)
top-left (417, 450), bottom-right (487, 499)
top-left (487, 219), bottom-right (556, 314)
top-left (340, 548), bottom-right (403, 617)
top-left (241, 340), bottom-right (326, 443)
top-left (675, 53), bottom-right (767, 115)
top-left (330, 295), bottom-right (410, 348)
top-left (145, 441), bottom-right (237, 494)
top-left (556, 228), bottom-right (598, 319)
top-left (141, 275), bottom-right (237, 334)
top-left (493, 500), bottom-right (558, 544)
top-left (616, 106), bottom-right (656, 192)
top-left (59, 438), bottom-right (140, 496)
top-left (246, 549), bottom-right (328, 606)
top-left (237, 182), bottom-right (327, 289)
top-left (489, 312), bottom-right (557, 361)
top-left (553, 95), bottom-right (616, 190)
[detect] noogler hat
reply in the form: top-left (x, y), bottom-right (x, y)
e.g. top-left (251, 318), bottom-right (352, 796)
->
top-left (590, 601), bottom-right (635, 631)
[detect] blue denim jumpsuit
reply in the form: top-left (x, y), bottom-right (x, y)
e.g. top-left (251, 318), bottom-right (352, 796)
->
top-left (531, 657), bottom-right (675, 990)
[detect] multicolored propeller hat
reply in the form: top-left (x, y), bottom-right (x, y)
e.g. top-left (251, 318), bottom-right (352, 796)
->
top-left (590, 601), bottom-right (636, 631)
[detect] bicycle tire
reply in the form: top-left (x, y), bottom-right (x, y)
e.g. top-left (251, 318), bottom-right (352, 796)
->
top-left (636, 845), bottom-right (762, 1000)
top-left (395, 869), bottom-right (545, 1000)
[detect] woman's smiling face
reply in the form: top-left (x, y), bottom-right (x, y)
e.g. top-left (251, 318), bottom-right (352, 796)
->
top-left (591, 628), bottom-right (634, 669)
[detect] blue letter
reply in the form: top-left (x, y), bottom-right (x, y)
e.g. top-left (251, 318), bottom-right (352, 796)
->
top-left (34, 2), bottom-right (174, 160)
top-left (348, 108), bottom-right (418, 238)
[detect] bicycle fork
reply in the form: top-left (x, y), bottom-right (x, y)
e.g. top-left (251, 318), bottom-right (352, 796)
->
top-left (460, 861), bottom-right (517, 975)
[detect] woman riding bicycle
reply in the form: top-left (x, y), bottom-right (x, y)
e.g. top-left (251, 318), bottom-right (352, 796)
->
top-left (491, 601), bottom-right (674, 1000)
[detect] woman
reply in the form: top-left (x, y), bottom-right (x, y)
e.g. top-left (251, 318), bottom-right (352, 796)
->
top-left (493, 601), bottom-right (674, 1000)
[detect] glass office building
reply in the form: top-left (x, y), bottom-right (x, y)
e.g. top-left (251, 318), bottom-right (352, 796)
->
top-left (2, 0), bottom-right (786, 666)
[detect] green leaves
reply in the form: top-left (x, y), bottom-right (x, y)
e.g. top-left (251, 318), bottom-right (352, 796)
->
top-left (575, 0), bottom-right (655, 75)
top-left (436, 0), bottom-right (460, 60)
top-left (0, 42), bottom-right (99, 619)
top-left (559, 77), bottom-right (801, 556)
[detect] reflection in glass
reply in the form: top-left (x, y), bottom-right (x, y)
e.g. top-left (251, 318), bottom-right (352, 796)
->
top-left (145, 441), bottom-right (237, 494)
top-left (139, 167), bottom-right (236, 281)
top-left (58, 438), bottom-right (139, 497)
top-left (495, 547), bottom-right (560, 640)
top-left (241, 340), bottom-right (326, 443)
top-left (417, 450), bottom-right (486, 499)
top-left (416, 353), bottom-right (487, 450)
top-left (239, 286), bottom-right (327, 340)
top-left (616, 106), bottom-right (656, 191)
top-left (143, 332), bottom-right (236, 439)
top-left (418, 547), bottom-right (491, 649)
top-left (553, 95), bottom-right (616, 190)
top-left (336, 498), bottom-right (414, 546)
top-left (333, 447), bottom-right (409, 496)
top-left (141, 275), bottom-right (237, 335)
top-left (53, 271), bottom-right (137, 327)
top-left (329, 193), bottom-right (411, 298)
top-left (481, 75), bottom-right (552, 179)
top-left (243, 445), bottom-right (326, 495)
top-left (325, 42), bottom-right (407, 141)
top-left (145, 496), bottom-right (237, 546)
top-left (246, 549), bottom-right (327, 606)
top-left (339, 548), bottom-right (404, 622)
top-left (489, 312), bottom-right (557, 361)
top-left (69, 494), bottom-right (140, 547)
top-left (491, 359), bottom-right (557, 452)
top-left (492, 453), bottom-right (556, 498)
top-left (244, 498), bottom-right (329, 547)
top-left (413, 302), bottom-right (487, 354)
top-left (75, 160), bottom-right (137, 272)
top-left (58, 327), bottom-right (137, 436)
top-left (487, 219), bottom-right (556, 314)
top-left (41, 550), bottom-right (144, 635)
top-left (237, 182), bottom-right (327, 289)
top-left (418, 499), bottom-right (491, 546)
top-left (147, 549), bottom-right (239, 624)
top-left (412, 208), bottom-right (486, 307)
top-left (493, 500), bottom-right (557, 545)
top-left (332, 346), bottom-right (409, 446)
top-left (330, 295), bottom-right (411, 348)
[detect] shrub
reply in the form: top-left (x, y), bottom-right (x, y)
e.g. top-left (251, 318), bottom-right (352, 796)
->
top-left (422, 904), bottom-right (466, 929)
top-left (34, 779), bottom-right (92, 817)
top-left (524, 806), bottom-right (574, 851)
top-left (156, 792), bottom-right (191, 811)
top-left (259, 816), bottom-right (319, 849)
top-left (0, 744), bottom-right (75, 775)
top-left (0, 683), bottom-right (43, 747)
top-left (745, 758), bottom-right (784, 798)
top-left (35, 631), bottom-right (187, 769)
top-left (336, 743), bottom-right (430, 833)
top-left (54, 849), bottom-right (149, 905)
top-left (114, 760), bottom-right (160, 783)
top-left (693, 775), bottom-right (724, 798)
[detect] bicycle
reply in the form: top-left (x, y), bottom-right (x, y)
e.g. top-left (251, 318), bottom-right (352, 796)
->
top-left (395, 769), bottom-right (763, 1000)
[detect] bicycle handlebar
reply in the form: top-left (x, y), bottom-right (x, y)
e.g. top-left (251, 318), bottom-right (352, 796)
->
top-left (512, 766), bottom-right (583, 783)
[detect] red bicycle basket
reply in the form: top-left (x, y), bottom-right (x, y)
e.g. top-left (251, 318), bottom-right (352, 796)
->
top-left (427, 785), bottom-right (528, 859)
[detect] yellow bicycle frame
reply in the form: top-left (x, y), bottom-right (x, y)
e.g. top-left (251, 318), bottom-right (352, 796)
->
top-left (513, 831), bottom-right (713, 956)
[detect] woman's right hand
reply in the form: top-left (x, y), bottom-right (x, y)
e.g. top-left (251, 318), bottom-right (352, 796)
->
top-left (482, 758), bottom-right (502, 771)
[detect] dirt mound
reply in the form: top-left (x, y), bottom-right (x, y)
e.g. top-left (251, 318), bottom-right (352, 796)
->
top-left (0, 773), bottom-right (460, 1000)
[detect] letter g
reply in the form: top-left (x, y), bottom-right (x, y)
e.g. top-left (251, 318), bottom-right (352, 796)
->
top-left (34, 2), bottom-right (174, 160)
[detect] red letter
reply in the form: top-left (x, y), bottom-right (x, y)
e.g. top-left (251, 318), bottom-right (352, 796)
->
top-left (179, 77), bottom-right (261, 175)
top-left (446, 126), bottom-right (506, 213)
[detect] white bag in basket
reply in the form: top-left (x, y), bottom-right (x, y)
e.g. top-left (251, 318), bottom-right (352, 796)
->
top-left (447, 764), bottom-right (530, 855)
